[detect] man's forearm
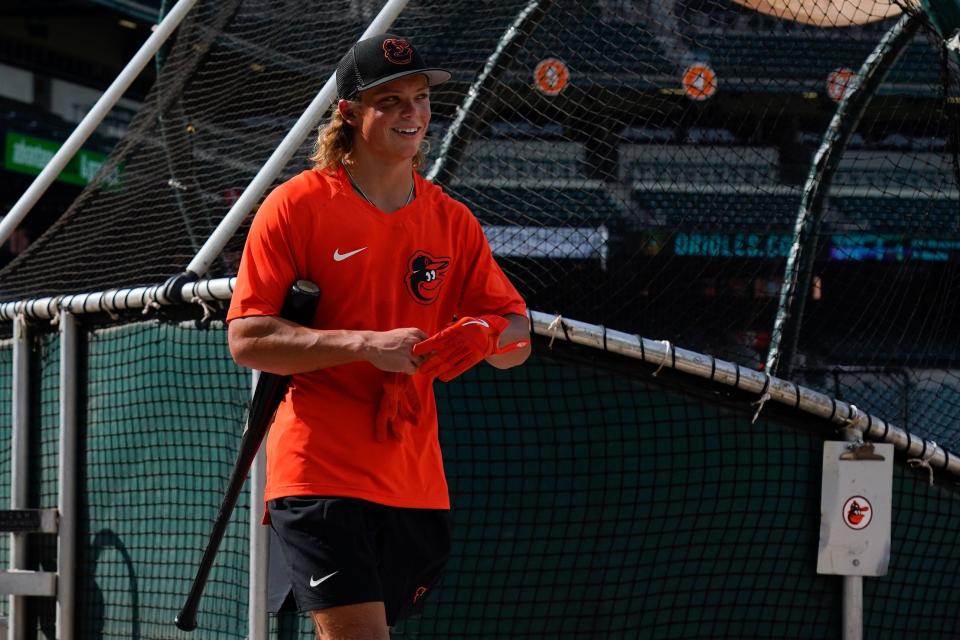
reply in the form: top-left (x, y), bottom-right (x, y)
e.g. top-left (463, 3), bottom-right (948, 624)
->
top-left (229, 315), bottom-right (368, 375)
top-left (486, 313), bottom-right (532, 369)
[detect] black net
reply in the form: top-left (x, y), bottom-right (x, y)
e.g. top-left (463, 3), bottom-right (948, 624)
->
top-left (1, 1), bottom-right (957, 369)
top-left (77, 322), bottom-right (251, 638)
top-left (0, 341), bottom-right (11, 623)
top-left (3, 0), bottom-right (960, 636)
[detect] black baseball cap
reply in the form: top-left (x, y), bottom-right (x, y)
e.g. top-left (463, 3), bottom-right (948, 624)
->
top-left (336, 34), bottom-right (451, 101)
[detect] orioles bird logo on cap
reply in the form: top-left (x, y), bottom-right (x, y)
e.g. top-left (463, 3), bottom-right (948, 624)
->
top-left (406, 251), bottom-right (449, 304)
top-left (383, 38), bottom-right (414, 65)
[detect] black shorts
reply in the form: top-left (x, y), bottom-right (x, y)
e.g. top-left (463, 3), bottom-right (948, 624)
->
top-left (267, 496), bottom-right (452, 626)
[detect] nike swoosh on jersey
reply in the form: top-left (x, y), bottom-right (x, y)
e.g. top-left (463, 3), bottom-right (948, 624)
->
top-left (333, 247), bottom-right (368, 261)
top-left (462, 319), bottom-right (490, 328)
top-left (309, 571), bottom-right (338, 587)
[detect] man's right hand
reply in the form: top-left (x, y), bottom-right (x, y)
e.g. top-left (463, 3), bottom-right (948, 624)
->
top-left (362, 328), bottom-right (428, 374)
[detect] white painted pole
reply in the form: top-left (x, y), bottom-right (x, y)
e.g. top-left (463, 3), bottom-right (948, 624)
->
top-left (8, 317), bottom-right (29, 640)
top-left (248, 370), bottom-right (268, 640)
top-left (186, 0), bottom-right (411, 279)
top-left (843, 559), bottom-right (864, 638)
top-left (57, 311), bottom-right (79, 640)
top-left (0, 0), bottom-right (202, 247)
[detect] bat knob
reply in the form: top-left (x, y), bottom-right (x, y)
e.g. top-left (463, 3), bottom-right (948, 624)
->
top-left (174, 612), bottom-right (197, 632)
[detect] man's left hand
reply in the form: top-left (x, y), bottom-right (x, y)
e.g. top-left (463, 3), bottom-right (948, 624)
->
top-left (413, 315), bottom-right (525, 382)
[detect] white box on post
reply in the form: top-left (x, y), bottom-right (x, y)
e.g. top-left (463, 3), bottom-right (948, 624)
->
top-left (817, 441), bottom-right (894, 577)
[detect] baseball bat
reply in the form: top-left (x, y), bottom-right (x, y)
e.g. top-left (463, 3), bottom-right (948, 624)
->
top-left (175, 279), bottom-right (321, 632)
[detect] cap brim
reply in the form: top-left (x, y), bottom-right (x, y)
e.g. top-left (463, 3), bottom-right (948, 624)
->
top-left (357, 68), bottom-right (452, 93)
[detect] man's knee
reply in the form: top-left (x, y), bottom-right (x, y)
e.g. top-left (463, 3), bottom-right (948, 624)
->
top-left (310, 602), bottom-right (389, 640)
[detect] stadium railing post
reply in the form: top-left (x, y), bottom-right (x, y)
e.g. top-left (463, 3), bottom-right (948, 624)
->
top-left (8, 316), bottom-right (29, 640)
top-left (248, 370), bottom-right (268, 640)
top-left (56, 310), bottom-right (79, 640)
top-left (839, 424), bottom-right (864, 640)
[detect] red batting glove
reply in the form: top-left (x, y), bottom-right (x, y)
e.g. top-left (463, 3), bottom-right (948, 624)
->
top-left (413, 315), bottom-right (524, 382)
top-left (374, 373), bottom-right (421, 442)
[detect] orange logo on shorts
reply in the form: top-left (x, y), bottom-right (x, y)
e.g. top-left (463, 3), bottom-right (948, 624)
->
top-left (413, 586), bottom-right (428, 603)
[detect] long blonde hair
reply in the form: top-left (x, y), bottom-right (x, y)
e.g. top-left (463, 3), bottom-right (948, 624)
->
top-left (311, 104), bottom-right (427, 172)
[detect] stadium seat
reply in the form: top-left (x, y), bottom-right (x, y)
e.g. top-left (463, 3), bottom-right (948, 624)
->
top-left (828, 195), bottom-right (959, 234)
top-left (452, 183), bottom-right (625, 226)
top-left (834, 151), bottom-right (952, 192)
top-left (621, 145), bottom-right (779, 186)
top-left (631, 188), bottom-right (800, 230)
top-left (457, 140), bottom-right (584, 181)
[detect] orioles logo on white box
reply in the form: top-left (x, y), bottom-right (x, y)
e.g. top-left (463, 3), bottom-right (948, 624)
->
top-left (843, 496), bottom-right (873, 530)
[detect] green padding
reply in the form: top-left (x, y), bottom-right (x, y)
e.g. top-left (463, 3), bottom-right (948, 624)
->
top-left (397, 359), bottom-right (960, 640)
top-left (409, 362), bottom-right (835, 639)
top-left (78, 323), bottom-right (250, 639)
top-left (34, 334), bottom-right (60, 509)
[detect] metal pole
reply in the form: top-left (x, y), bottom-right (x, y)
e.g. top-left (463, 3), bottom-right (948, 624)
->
top-left (8, 317), bottom-right (29, 640)
top-left (839, 424), bottom-right (863, 640)
top-left (843, 567), bottom-right (864, 638)
top-left (426, 0), bottom-right (553, 185)
top-left (185, 0), bottom-right (411, 279)
top-left (765, 12), bottom-right (921, 377)
top-left (57, 311), bottom-right (79, 640)
top-left (0, 276), bottom-right (237, 322)
top-left (248, 370), bottom-right (267, 640)
top-left (0, 0), bottom-right (202, 248)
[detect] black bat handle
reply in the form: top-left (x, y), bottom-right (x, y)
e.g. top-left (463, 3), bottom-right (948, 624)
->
top-left (175, 279), bottom-right (320, 631)
top-left (280, 279), bottom-right (321, 325)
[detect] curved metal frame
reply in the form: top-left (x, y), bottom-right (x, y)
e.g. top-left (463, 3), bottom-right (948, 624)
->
top-left (765, 13), bottom-right (922, 377)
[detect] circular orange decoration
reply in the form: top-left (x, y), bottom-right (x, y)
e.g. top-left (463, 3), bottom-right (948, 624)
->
top-left (534, 58), bottom-right (570, 96)
top-left (682, 63), bottom-right (718, 101)
top-left (827, 68), bottom-right (857, 102)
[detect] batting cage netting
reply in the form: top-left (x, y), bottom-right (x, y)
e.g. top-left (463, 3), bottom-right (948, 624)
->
top-left (2, 0), bottom-right (960, 638)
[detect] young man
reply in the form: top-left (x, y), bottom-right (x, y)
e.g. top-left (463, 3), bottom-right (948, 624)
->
top-left (227, 34), bottom-right (530, 639)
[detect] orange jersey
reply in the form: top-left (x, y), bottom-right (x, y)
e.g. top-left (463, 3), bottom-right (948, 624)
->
top-left (227, 167), bottom-right (526, 509)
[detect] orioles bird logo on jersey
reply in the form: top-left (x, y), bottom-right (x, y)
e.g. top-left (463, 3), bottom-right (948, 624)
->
top-left (383, 38), bottom-right (414, 65)
top-left (406, 251), bottom-right (449, 304)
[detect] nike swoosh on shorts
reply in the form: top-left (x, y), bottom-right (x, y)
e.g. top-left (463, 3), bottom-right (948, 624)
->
top-left (309, 571), bottom-right (338, 587)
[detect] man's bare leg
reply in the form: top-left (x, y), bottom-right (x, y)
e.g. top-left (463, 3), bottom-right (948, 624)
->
top-left (310, 602), bottom-right (389, 640)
